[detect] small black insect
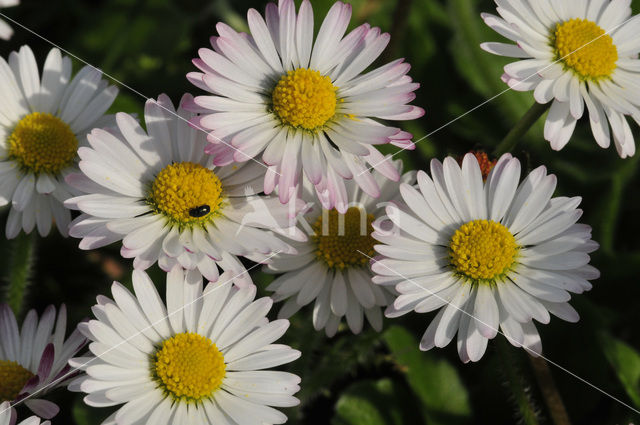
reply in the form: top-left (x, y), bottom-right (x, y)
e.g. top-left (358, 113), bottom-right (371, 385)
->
top-left (189, 205), bottom-right (211, 218)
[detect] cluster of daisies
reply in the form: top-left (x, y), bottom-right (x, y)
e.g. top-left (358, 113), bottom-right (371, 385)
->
top-left (1, 0), bottom-right (637, 423)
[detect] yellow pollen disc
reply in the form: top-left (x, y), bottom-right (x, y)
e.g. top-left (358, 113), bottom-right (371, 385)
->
top-left (8, 112), bottom-right (78, 175)
top-left (153, 332), bottom-right (226, 401)
top-left (149, 162), bottom-right (224, 225)
top-left (312, 207), bottom-right (376, 270)
top-left (272, 68), bottom-right (338, 130)
top-left (553, 18), bottom-right (617, 80)
top-left (449, 220), bottom-right (517, 281)
top-left (0, 360), bottom-right (34, 402)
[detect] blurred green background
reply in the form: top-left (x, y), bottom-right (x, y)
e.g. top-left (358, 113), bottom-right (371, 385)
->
top-left (1, 0), bottom-right (640, 424)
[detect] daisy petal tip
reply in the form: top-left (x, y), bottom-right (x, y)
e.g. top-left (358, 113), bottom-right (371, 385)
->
top-left (418, 340), bottom-right (434, 352)
top-left (479, 42), bottom-right (492, 52)
top-left (479, 326), bottom-right (498, 339)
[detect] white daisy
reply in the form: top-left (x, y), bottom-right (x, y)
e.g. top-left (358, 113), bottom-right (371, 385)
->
top-left (0, 0), bottom-right (19, 40)
top-left (69, 268), bottom-right (301, 425)
top-left (371, 153), bottom-right (599, 362)
top-left (186, 0), bottom-right (424, 213)
top-left (0, 303), bottom-right (86, 419)
top-left (481, 0), bottom-right (640, 157)
top-left (65, 93), bottom-right (303, 287)
top-left (266, 161), bottom-right (413, 337)
top-left (0, 45), bottom-right (118, 238)
top-left (1, 401), bottom-right (49, 425)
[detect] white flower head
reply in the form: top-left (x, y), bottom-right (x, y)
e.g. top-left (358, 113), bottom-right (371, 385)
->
top-left (372, 153), bottom-right (599, 362)
top-left (266, 160), bottom-right (414, 337)
top-left (69, 268), bottom-right (301, 425)
top-left (481, 0), bottom-right (640, 157)
top-left (187, 0), bottom-right (424, 213)
top-left (66, 93), bottom-right (304, 287)
top-left (0, 304), bottom-right (86, 419)
top-left (0, 0), bottom-right (19, 40)
top-left (0, 46), bottom-right (118, 238)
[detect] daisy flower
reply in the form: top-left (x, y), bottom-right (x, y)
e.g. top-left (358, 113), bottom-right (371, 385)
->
top-left (69, 268), bottom-right (301, 425)
top-left (266, 160), bottom-right (413, 336)
top-left (0, 303), bottom-right (86, 419)
top-left (65, 93), bottom-right (302, 286)
top-left (0, 0), bottom-right (19, 40)
top-left (1, 401), bottom-right (50, 425)
top-left (0, 45), bottom-right (118, 238)
top-left (371, 153), bottom-right (599, 362)
top-left (481, 0), bottom-right (640, 157)
top-left (186, 0), bottom-right (424, 213)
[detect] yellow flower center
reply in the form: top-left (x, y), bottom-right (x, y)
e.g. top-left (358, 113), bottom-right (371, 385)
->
top-left (312, 207), bottom-right (376, 269)
top-left (272, 68), bottom-right (338, 131)
top-left (153, 332), bottom-right (226, 402)
top-left (0, 360), bottom-right (34, 402)
top-left (149, 162), bottom-right (224, 225)
top-left (553, 18), bottom-right (618, 80)
top-left (8, 112), bottom-right (78, 175)
top-left (449, 220), bottom-right (517, 281)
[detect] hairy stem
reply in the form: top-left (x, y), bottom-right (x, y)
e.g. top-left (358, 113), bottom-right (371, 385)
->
top-left (494, 102), bottom-right (550, 156)
top-left (5, 232), bottom-right (37, 317)
top-left (497, 338), bottom-right (540, 425)
top-left (529, 355), bottom-right (573, 425)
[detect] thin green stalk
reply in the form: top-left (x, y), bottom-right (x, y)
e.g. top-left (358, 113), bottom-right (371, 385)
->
top-left (496, 338), bottom-right (541, 425)
top-left (382, 0), bottom-right (413, 62)
top-left (494, 102), bottom-right (550, 156)
top-left (529, 355), bottom-right (572, 425)
top-left (5, 232), bottom-right (37, 317)
top-left (599, 153), bottom-right (640, 254)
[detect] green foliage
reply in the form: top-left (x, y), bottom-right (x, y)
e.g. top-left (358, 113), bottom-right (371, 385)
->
top-left (383, 326), bottom-right (471, 424)
top-left (285, 320), bottom-right (383, 406)
top-left (447, 0), bottom-right (544, 146)
top-left (599, 332), bottom-right (640, 409)
top-left (332, 379), bottom-right (415, 425)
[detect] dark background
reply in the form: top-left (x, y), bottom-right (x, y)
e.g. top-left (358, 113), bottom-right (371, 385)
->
top-left (1, 0), bottom-right (640, 424)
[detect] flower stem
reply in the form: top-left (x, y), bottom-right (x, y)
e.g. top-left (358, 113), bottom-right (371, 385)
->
top-left (5, 232), bottom-right (37, 317)
top-left (496, 338), bottom-right (540, 425)
top-left (529, 355), bottom-right (573, 425)
top-left (493, 102), bottom-right (550, 156)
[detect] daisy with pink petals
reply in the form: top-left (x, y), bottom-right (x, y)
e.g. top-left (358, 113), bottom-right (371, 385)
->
top-left (1, 401), bottom-right (50, 425)
top-left (0, 304), bottom-right (85, 420)
top-left (186, 0), bottom-right (424, 213)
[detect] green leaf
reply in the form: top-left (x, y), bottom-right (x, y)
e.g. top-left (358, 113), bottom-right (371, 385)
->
top-left (599, 332), bottom-right (640, 409)
top-left (332, 378), bottom-right (416, 425)
top-left (383, 326), bottom-right (471, 425)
